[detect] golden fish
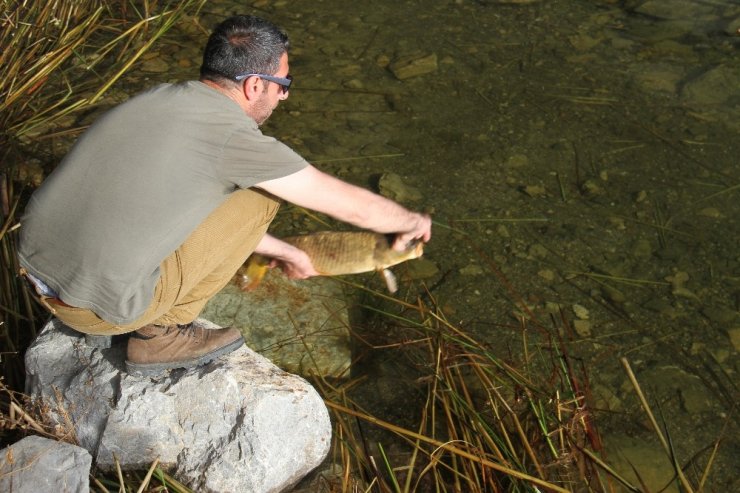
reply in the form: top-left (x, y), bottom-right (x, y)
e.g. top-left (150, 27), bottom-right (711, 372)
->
top-left (237, 231), bottom-right (424, 293)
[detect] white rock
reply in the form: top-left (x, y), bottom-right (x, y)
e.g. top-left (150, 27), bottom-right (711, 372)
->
top-left (25, 319), bottom-right (331, 493)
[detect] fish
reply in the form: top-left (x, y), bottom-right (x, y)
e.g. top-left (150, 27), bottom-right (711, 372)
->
top-left (236, 231), bottom-right (424, 293)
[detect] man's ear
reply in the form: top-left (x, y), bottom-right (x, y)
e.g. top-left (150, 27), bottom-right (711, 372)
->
top-left (241, 77), bottom-right (264, 101)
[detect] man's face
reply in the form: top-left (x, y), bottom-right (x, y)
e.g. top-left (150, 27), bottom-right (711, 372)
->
top-left (252, 52), bottom-right (290, 126)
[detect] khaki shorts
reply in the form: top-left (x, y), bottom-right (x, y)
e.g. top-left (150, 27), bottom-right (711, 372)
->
top-left (23, 188), bottom-right (279, 336)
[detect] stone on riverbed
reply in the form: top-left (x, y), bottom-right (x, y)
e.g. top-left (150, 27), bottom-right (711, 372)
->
top-left (24, 318), bottom-right (331, 493)
top-left (202, 271), bottom-right (352, 377)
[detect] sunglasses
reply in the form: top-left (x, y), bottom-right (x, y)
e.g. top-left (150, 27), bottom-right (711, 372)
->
top-left (234, 73), bottom-right (293, 93)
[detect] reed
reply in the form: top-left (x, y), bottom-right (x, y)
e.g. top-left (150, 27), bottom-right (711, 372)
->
top-left (301, 288), bottom-right (613, 492)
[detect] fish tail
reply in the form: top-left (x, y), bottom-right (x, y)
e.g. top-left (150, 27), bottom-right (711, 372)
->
top-left (238, 254), bottom-right (271, 291)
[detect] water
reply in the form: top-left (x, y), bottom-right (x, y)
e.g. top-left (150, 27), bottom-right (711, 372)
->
top-left (44, 0), bottom-right (740, 489)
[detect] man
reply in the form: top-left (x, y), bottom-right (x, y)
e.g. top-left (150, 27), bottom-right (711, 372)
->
top-left (18, 15), bottom-right (431, 375)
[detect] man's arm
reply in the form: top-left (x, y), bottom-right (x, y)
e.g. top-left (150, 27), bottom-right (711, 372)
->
top-left (255, 165), bottom-right (432, 250)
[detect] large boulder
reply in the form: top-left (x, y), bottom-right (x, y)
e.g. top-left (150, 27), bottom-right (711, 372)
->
top-left (25, 318), bottom-right (331, 493)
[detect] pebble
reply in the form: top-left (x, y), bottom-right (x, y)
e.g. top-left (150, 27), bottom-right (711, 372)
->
top-left (522, 184), bottom-right (547, 197)
top-left (459, 264), bottom-right (484, 276)
top-left (572, 303), bottom-right (589, 320)
top-left (698, 207), bottom-right (722, 218)
top-left (538, 269), bottom-right (555, 281)
top-left (573, 319), bottom-right (592, 337)
top-left (727, 328), bottom-right (740, 352)
top-left (632, 238), bottom-right (653, 258)
top-left (602, 285), bottom-right (625, 304)
top-left (701, 306), bottom-right (739, 324)
top-left (389, 53), bottom-right (438, 80)
top-left (141, 58), bottom-right (169, 73)
top-left (505, 154), bottom-right (529, 168)
top-left (405, 258), bottom-right (439, 280)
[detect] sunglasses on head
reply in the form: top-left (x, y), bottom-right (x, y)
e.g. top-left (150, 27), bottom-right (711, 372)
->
top-left (234, 73), bottom-right (293, 93)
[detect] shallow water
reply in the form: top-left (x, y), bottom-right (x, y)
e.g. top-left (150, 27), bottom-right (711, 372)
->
top-left (196, 2), bottom-right (737, 486)
top-left (36, 0), bottom-right (740, 489)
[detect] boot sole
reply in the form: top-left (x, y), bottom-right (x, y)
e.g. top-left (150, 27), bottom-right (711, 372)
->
top-left (125, 337), bottom-right (244, 376)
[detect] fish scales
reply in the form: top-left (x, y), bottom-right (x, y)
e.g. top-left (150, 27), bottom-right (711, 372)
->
top-left (283, 231), bottom-right (397, 275)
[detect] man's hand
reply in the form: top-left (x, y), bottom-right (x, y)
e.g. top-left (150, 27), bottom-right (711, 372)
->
top-left (268, 248), bottom-right (320, 279)
top-left (254, 234), bottom-right (320, 279)
top-left (392, 212), bottom-right (432, 251)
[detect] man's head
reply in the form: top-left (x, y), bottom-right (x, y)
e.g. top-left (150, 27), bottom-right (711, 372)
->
top-left (200, 15), bottom-right (291, 125)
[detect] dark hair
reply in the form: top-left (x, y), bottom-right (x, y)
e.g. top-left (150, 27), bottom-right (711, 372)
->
top-left (200, 15), bottom-right (289, 85)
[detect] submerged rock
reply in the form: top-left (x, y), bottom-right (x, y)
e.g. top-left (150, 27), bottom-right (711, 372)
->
top-left (378, 172), bottom-right (423, 203)
top-left (203, 272), bottom-right (352, 377)
top-left (388, 52), bottom-right (438, 80)
top-left (681, 64), bottom-right (740, 105)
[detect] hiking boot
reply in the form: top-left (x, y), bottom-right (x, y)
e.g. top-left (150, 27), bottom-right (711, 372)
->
top-left (126, 319), bottom-right (244, 375)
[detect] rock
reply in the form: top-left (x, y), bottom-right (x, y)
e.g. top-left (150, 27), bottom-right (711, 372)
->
top-left (681, 64), bottom-right (740, 105)
top-left (140, 57), bottom-right (170, 73)
top-left (15, 159), bottom-right (45, 187)
top-left (591, 383), bottom-right (621, 411)
top-left (605, 434), bottom-right (681, 493)
top-left (632, 238), bottom-right (653, 258)
top-left (504, 154), bottom-right (529, 168)
top-left (521, 184), bottom-right (547, 197)
top-left (378, 172), bottom-right (423, 203)
top-left (572, 303), bottom-right (589, 320)
top-left (388, 52), bottom-right (438, 80)
top-left (633, 65), bottom-right (683, 94)
top-left (573, 319), bottom-right (592, 338)
top-left (0, 436), bottom-right (92, 493)
top-left (726, 327), bottom-right (740, 352)
top-left (580, 179), bottom-right (604, 197)
top-left (634, 0), bottom-right (715, 21)
top-left (698, 207), bottom-right (722, 218)
top-left (538, 269), bottom-right (556, 282)
top-left (701, 305), bottom-right (738, 324)
top-left (666, 270), bottom-right (699, 301)
top-left (25, 319), bottom-right (331, 493)
top-left (403, 258), bottom-right (439, 280)
top-left (641, 365), bottom-right (713, 414)
top-left (203, 273), bottom-right (351, 377)
top-left (602, 285), bottom-right (626, 304)
top-left (568, 33), bottom-right (602, 51)
top-left (460, 264), bottom-right (484, 276)
top-left (642, 298), bottom-right (679, 319)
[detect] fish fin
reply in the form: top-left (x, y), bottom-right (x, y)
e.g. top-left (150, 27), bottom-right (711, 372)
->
top-left (239, 254), bottom-right (271, 291)
top-left (381, 268), bottom-right (398, 293)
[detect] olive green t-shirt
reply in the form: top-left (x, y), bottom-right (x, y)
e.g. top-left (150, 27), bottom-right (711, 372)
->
top-left (19, 81), bottom-right (307, 325)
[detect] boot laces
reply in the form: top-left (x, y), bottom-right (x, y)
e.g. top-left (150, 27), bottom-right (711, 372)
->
top-left (177, 322), bottom-right (197, 338)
